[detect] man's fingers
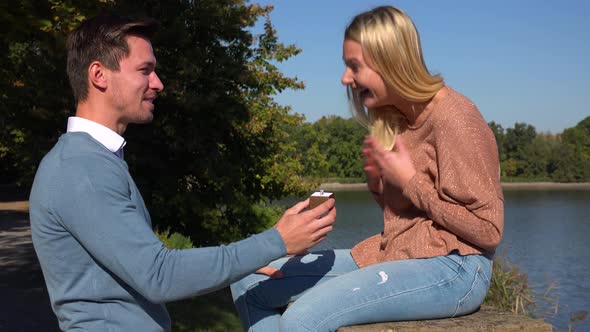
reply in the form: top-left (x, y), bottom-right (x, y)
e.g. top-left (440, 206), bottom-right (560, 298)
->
top-left (301, 198), bottom-right (335, 219)
top-left (286, 198), bottom-right (310, 215)
top-left (312, 236), bottom-right (327, 246)
top-left (310, 205), bottom-right (336, 230)
top-left (313, 224), bottom-right (334, 240)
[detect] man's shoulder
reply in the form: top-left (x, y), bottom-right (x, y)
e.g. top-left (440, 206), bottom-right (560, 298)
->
top-left (37, 133), bottom-right (125, 181)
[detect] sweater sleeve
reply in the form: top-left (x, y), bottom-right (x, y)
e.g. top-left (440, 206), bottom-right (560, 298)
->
top-left (402, 111), bottom-right (504, 252)
top-left (54, 156), bottom-right (286, 303)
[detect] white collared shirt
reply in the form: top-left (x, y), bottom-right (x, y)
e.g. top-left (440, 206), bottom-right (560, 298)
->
top-left (67, 117), bottom-right (126, 154)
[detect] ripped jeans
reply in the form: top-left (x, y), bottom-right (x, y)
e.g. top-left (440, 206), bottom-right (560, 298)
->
top-left (230, 250), bottom-right (492, 332)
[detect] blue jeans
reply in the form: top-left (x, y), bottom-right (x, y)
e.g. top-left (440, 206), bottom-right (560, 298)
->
top-left (230, 250), bottom-right (492, 332)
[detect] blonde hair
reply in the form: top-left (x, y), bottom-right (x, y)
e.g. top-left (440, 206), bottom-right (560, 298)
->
top-left (345, 6), bottom-right (444, 150)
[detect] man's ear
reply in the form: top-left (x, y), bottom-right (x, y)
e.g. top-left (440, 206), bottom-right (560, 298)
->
top-left (88, 61), bottom-right (108, 91)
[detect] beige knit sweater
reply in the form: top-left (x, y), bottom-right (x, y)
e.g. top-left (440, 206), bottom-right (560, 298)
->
top-left (351, 87), bottom-right (504, 268)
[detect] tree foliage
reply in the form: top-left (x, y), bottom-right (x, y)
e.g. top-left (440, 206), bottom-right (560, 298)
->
top-left (486, 118), bottom-right (590, 182)
top-left (287, 116), bottom-right (590, 183)
top-left (287, 116), bottom-right (366, 180)
top-left (1, 0), bottom-right (310, 244)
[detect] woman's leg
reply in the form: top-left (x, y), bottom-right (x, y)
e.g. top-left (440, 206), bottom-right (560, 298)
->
top-left (280, 253), bottom-right (492, 332)
top-left (230, 249), bottom-right (359, 332)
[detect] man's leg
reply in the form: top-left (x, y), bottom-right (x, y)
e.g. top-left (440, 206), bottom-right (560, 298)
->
top-left (280, 253), bottom-right (492, 332)
top-left (230, 249), bottom-right (359, 331)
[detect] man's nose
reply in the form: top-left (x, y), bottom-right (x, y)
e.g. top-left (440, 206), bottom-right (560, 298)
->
top-left (151, 72), bottom-right (164, 92)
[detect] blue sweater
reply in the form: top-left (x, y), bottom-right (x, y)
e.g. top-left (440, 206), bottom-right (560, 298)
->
top-left (29, 132), bottom-right (287, 331)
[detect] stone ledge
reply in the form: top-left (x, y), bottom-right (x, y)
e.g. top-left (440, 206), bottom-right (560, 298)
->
top-left (337, 305), bottom-right (552, 332)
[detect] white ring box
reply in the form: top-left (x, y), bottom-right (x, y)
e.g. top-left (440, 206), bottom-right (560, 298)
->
top-left (309, 190), bottom-right (335, 209)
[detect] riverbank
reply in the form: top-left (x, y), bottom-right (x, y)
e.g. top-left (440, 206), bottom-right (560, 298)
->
top-left (320, 182), bottom-right (590, 191)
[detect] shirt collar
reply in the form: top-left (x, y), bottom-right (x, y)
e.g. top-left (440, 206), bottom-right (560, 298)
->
top-left (67, 117), bottom-right (126, 153)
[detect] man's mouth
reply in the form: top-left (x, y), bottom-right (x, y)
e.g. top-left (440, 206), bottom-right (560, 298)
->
top-left (143, 96), bottom-right (157, 104)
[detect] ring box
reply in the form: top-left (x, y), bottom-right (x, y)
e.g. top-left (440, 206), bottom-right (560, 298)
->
top-left (309, 190), bottom-right (335, 209)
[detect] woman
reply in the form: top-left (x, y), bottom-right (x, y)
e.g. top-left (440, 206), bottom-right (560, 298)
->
top-left (231, 5), bottom-right (503, 331)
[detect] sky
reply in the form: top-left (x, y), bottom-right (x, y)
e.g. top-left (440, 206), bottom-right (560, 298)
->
top-left (253, 0), bottom-right (590, 133)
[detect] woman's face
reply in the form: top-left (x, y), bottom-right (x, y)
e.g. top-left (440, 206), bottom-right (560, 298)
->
top-left (341, 39), bottom-right (401, 108)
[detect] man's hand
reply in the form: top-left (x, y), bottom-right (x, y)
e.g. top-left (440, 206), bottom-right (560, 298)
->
top-left (275, 198), bottom-right (336, 256)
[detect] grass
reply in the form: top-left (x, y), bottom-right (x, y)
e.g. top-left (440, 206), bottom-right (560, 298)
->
top-left (168, 288), bottom-right (242, 332)
top-left (484, 253), bottom-right (558, 317)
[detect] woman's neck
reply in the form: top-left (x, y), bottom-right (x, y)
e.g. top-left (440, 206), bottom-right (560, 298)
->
top-left (397, 86), bottom-right (447, 127)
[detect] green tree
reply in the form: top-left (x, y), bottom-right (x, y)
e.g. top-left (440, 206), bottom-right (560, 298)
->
top-left (504, 122), bottom-right (537, 161)
top-left (551, 116), bottom-right (590, 182)
top-left (501, 122), bottom-right (537, 177)
top-left (0, 0), bottom-right (75, 184)
top-left (1, 0), bottom-right (310, 245)
top-left (488, 121), bottom-right (505, 162)
top-left (289, 122), bottom-right (331, 177)
top-left (318, 116), bottom-right (365, 178)
top-left (288, 116), bottom-right (366, 180)
top-left (520, 134), bottom-right (557, 180)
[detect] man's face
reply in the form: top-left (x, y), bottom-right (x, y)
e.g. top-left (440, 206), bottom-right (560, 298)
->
top-left (108, 35), bottom-right (164, 125)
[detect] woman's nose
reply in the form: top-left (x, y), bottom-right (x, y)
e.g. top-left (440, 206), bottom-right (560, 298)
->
top-left (341, 69), bottom-right (353, 86)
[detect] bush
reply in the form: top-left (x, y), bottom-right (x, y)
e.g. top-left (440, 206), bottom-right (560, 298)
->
top-left (156, 229), bottom-right (194, 250)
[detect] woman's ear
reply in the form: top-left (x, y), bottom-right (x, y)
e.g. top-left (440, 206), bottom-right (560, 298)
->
top-left (88, 61), bottom-right (108, 91)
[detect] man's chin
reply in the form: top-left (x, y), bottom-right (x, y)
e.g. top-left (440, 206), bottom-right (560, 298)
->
top-left (133, 112), bottom-right (154, 124)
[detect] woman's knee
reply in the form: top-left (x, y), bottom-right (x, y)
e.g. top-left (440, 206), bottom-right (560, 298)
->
top-left (280, 307), bottom-right (313, 332)
top-left (230, 273), bottom-right (267, 302)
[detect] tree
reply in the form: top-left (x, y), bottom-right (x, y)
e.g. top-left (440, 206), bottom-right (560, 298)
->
top-left (288, 116), bottom-right (366, 180)
top-left (520, 134), bottom-right (558, 180)
top-left (488, 121), bottom-right (505, 162)
top-left (1, 0), bottom-right (310, 244)
top-left (504, 122), bottom-right (537, 161)
top-left (552, 116), bottom-right (590, 182)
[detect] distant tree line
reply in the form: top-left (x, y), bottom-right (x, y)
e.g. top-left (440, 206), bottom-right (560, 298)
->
top-left (287, 115), bottom-right (590, 183)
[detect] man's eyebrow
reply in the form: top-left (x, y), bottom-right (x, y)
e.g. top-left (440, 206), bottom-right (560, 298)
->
top-left (138, 60), bottom-right (156, 67)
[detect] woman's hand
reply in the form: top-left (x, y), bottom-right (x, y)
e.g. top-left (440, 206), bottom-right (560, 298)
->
top-left (362, 137), bottom-right (383, 195)
top-left (255, 266), bottom-right (284, 279)
top-left (365, 136), bottom-right (416, 190)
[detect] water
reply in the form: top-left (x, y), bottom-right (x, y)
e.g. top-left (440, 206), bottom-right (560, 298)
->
top-left (299, 189), bottom-right (590, 331)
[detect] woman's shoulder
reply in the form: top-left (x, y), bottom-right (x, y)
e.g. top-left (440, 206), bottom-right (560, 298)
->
top-left (438, 87), bottom-right (479, 115)
top-left (431, 86), bottom-right (489, 131)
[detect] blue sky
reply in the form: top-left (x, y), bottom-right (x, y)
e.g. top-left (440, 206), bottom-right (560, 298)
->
top-left (254, 0), bottom-right (589, 133)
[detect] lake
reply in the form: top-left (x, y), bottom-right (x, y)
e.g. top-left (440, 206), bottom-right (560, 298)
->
top-left (304, 188), bottom-right (590, 331)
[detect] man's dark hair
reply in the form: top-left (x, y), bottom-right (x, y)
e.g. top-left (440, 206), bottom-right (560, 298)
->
top-left (66, 14), bottom-right (159, 103)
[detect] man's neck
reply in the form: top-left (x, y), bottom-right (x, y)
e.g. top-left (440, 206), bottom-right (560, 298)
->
top-left (75, 100), bottom-right (127, 135)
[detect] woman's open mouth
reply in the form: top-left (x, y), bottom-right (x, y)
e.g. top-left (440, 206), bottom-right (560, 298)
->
top-left (359, 88), bottom-right (372, 99)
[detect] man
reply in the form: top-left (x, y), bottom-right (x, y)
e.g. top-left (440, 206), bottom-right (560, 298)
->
top-left (29, 14), bottom-right (335, 332)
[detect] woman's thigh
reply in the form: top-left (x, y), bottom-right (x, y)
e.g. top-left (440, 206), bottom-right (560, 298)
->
top-left (281, 254), bottom-right (492, 332)
top-left (231, 249), bottom-right (359, 308)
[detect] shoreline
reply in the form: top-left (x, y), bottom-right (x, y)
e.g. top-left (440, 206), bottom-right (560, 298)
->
top-left (1, 182), bottom-right (589, 209)
top-left (320, 182), bottom-right (590, 192)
